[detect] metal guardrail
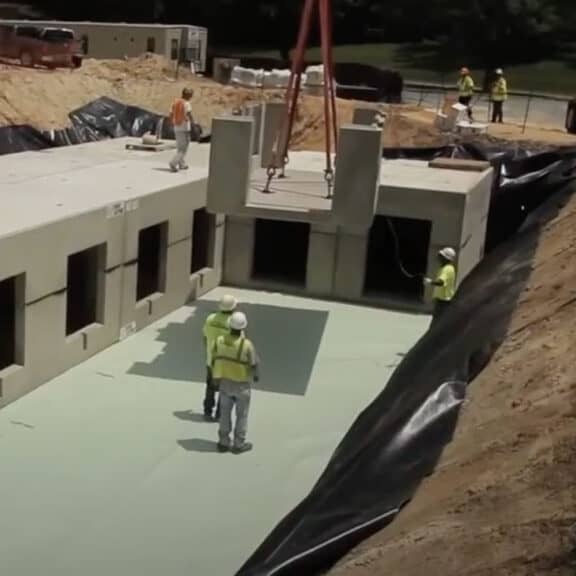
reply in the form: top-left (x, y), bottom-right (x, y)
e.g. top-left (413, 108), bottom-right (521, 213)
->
top-left (402, 82), bottom-right (571, 132)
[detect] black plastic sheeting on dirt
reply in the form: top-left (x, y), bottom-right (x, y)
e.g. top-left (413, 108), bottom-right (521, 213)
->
top-left (0, 97), bottom-right (209, 156)
top-left (236, 149), bottom-right (576, 576)
top-left (0, 125), bottom-right (55, 154)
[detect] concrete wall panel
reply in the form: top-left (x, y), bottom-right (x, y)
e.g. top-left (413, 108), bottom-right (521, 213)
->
top-left (223, 217), bottom-right (254, 286)
top-left (0, 209), bottom-right (124, 304)
top-left (306, 225), bottom-right (337, 296)
top-left (333, 232), bottom-right (368, 300)
top-left (124, 182), bottom-right (204, 263)
top-left (207, 117), bottom-right (253, 215)
top-left (333, 125), bottom-right (382, 231)
top-left (260, 102), bottom-right (287, 169)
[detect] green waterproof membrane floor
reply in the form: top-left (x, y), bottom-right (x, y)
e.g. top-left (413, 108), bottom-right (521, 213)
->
top-left (0, 288), bottom-right (429, 576)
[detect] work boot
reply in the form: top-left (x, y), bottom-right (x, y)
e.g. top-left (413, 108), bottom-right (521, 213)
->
top-left (203, 412), bottom-right (213, 422)
top-left (232, 442), bottom-right (253, 455)
top-left (217, 443), bottom-right (230, 453)
top-left (169, 164), bottom-right (178, 173)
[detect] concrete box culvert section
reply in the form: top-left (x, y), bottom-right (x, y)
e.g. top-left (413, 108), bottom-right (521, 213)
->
top-left (0, 287), bottom-right (429, 576)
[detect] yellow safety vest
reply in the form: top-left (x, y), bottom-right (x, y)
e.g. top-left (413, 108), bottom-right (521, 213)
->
top-left (203, 312), bottom-right (231, 366)
top-left (491, 78), bottom-right (508, 102)
top-left (212, 335), bottom-right (256, 383)
top-left (458, 75), bottom-right (475, 98)
top-left (433, 264), bottom-right (456, 302)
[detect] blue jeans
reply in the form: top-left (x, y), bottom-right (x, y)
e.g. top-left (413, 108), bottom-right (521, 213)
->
top-left (217, 380), bottom-right (251, 448)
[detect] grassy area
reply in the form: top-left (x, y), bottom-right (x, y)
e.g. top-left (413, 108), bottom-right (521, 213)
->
top-left (232, 43), bottom-right (576, 96)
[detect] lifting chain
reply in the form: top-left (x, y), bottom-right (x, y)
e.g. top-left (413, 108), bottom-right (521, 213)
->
top-left (324, 168), bottom-right (335, 198)
top-left (263, 165), bottom-right (277, 194)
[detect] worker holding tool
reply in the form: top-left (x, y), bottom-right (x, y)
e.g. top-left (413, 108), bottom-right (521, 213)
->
top-left (491, 69), bottom-right (508, 123)
top-left (457, 67), bottom-right (475, 121)
top-left (424, 247), bottom-right (457, 325)
top-left (169, 87), bottom-right (194, 173)
top-left (202, 294), bottom-right (239, 422)
top-left (211, 311), bottom-right (259, 454)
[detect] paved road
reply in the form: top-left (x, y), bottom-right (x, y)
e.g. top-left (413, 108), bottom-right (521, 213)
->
top-left (403, 88), bottom-right (569, 128)
top-left (0, 287), bottom-right (428, 576)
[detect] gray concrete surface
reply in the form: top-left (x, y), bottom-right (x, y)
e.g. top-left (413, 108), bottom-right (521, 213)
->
top-left (0, 287), bottom-right (429, 576)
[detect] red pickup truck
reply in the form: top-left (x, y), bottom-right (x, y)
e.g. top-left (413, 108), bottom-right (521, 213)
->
top-left (0, 25), bottom-right (83, 69)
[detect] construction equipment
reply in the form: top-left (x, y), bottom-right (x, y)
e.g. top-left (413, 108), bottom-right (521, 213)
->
top-left (262, 0), bottom-right (338, 198)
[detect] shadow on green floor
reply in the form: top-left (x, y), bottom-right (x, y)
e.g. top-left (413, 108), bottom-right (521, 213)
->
top-left (128, 300), bottom-right (329, 396)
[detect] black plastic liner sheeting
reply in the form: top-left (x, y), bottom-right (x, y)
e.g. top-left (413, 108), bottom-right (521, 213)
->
top-left (0, 97), bottom-right (208, 156)
top-left (237, 153), bottom-right (576, 576)
top-left (0, 125), bottom-right (55, 154)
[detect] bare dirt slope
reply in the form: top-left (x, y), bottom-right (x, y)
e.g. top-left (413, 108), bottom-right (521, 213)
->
top-left (0, 54), bottom-right (573, 151)
top-left (331, 195), bottom-right (576, 575)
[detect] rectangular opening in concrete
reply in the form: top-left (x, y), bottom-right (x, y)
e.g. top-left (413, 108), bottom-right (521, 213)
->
top-left (137, 222), bottom-right (168, 301)
top-left (252, 219), bottom-right (310, 286)
top-left (364, 215), bottom-right (431, 300)
top-left (66, 244), bottom-right (106, 336)
top-left (191, 208), bottom-right (214, 274)
top-left (0, 274), bottom-right (25, 370)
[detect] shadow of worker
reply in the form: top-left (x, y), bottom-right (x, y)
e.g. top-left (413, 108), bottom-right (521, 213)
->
top-left (177, 439), bottom-right (220, 453)
top-left (128, 299), bottom-right (329, 397)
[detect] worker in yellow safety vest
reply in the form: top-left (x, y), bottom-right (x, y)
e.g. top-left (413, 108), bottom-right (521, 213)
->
top-left (491, 68), bottom-right (508, 124)
top-left (169, 87), bottom-right (194, 172)
top-left (457, 67), bottom-right (475, 121)
top-left (202, 294), bottom-right (239, 421)
top-left (424, 247), bottom-right (457, 325)
top-left (211, 311), bottom-right (259, 454)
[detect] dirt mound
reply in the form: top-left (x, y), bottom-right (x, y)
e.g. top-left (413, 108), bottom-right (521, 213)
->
top-left (331, 195), bottom-right (576, 575)
top-left (0, 55), bottom-right (448, 150)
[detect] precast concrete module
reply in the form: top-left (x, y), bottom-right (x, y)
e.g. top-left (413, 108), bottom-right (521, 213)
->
top-left (210, 102), bottom-right (494, 312)
top-left (0, 139), bottom-right (222, 408)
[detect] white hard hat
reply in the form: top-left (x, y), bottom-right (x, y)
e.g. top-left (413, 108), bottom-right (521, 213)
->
top-left (495, 68), bottom-right (503, 75)
top-left (439, 247), bottom-right (456, 262)
top-left (229, 311), bottom-right (248, 331)
top-left (219, 294), bottom-right (238, 312)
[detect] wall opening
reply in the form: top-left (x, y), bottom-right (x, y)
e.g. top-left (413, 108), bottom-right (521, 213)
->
top-left (191, 208), bottom-right (214, 274)
top-left (0, 274), bottom-right (25, 370)
top-left (66, 244), bottom-right (106, 336)
top-left (81, 34), bottom-right (89, 54)
top-left (252, 219), bottom-right (309, 286)
top-left (364, 215), bottom-right (431, 301)
top-left (137, 222), bottom-right (168, 301)
top-left (147, 37), bottom-right (156, 52)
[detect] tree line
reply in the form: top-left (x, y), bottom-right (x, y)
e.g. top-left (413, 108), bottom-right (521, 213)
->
top-left (29, 0), bottom-right (576, 69)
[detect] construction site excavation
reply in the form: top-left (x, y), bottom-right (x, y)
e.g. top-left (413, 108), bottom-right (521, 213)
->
top-left (0, 14), bottom-right (574, 574)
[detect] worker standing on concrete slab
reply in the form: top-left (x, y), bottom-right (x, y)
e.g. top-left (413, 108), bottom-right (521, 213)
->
top-left (491, 69), bottom-right (508, 124)
top-left (457, 67), bottom-right (475, 121)
top-left (169, 87), bottom-right (194, 173)
top-left (424, 247), bottom-right (457, 325)
top-left (211, 311), bottom-right (259, 454)
top-left (202, 294), bottom-right (239, 422)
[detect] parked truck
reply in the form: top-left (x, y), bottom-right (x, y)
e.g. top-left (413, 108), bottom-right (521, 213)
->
top-left (0, 24), bottom-right (82, 69)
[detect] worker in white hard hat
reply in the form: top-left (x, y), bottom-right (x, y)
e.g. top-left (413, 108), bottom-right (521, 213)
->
top-left (424, 247), bottom-right (457, 325)
top-left (211, 311), bottom-right (259, 454)
top-left (491, 68), bottom-right (508, 124)
top-left (202, 294), bottom-right (239, 421)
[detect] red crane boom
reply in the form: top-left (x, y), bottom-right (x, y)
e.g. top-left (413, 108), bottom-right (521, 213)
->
top-left (263, 0), bottom-right (338, 197)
